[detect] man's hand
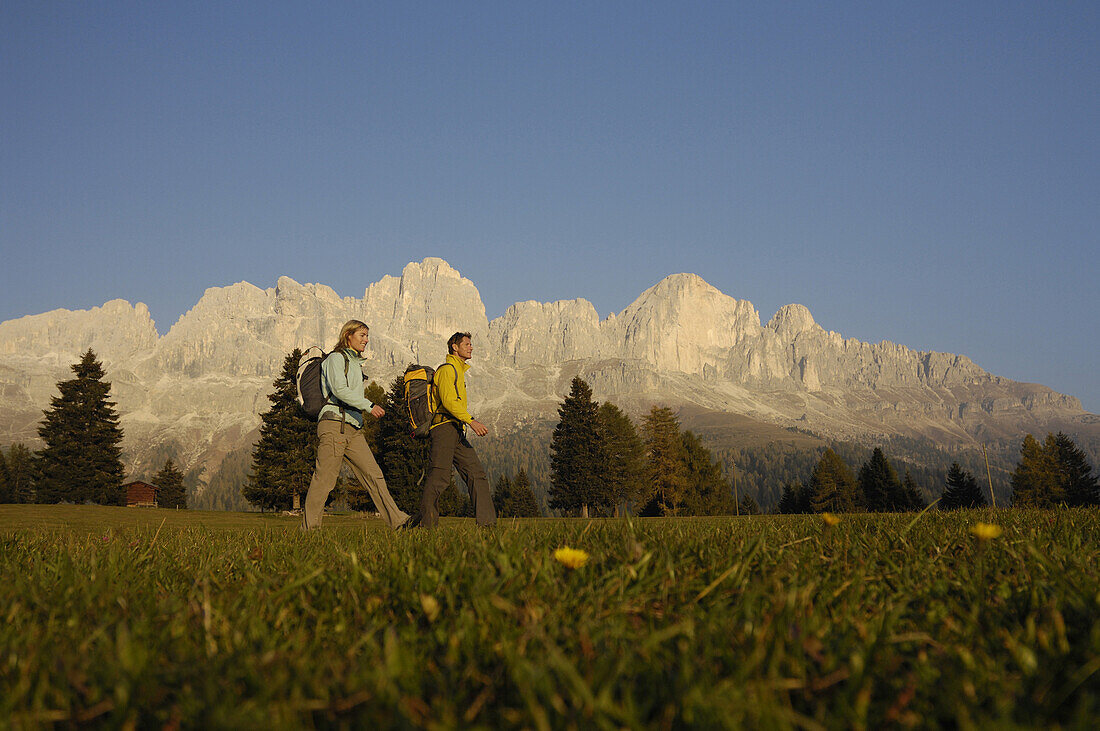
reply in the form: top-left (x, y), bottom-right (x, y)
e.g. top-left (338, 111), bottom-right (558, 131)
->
top-left (469, 419), bottom-right (488, 437)
top-left (370, 404), bottom-right (385, 419)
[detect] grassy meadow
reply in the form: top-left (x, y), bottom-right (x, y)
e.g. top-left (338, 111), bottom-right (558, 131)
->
top-left (2, 505), bottom-right (1099, 729)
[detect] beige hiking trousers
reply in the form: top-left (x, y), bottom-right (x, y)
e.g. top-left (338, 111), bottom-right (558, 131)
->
top-left (302, 419), bottom-right (409, 530)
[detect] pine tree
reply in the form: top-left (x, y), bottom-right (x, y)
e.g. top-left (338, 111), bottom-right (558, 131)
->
top-left (154, 458), bottom-right (187, 509)
top-left (940, 462), bottom-right (985, 510)
top-left (1011, 434), bottom-right (1063, 507)
top-left (244, 350), bottom-right (316, 512)
top-left (858, 447), bottom-right (904, 511)
top-left (376, 375), bottom-right (430, 514)
top-left (809, 448), bottom-right (860, 513)
top-left (37, 349), bottom-right (125, 505)
top-left (596, 402), bottom-right (645, 515)
top-left (548, 377), bottom-right (607, 517)
top-left (680, 431), bottom-right (737, 515)
top-left (1051, 432), bottom-right (1099, 507)
top-left (641, 406), bottom-right (689, 516)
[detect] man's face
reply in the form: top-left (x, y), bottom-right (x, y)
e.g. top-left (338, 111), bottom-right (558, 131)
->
top-left (454, 336), bottom-right (473, 360)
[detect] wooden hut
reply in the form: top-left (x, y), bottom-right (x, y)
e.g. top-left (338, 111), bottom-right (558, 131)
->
top-left (123, 480), bottom-right (158, 507)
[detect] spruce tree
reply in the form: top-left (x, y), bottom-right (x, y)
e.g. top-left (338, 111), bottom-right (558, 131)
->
top-left (1011, 434), bottom-right (1062, 507)
top-left (901, 470), bottom-right (925, 511)
top-left (344, 380), bottom-right (389, 512)
top-left (376, 375), bottom-right (430, 514)
top-left (548, 377), bottom-right (606, 517)
top-left (1051, 432), bottom-right (1099, 507)
top-left (493, 470), bottom-right (541, 518)
top-left (7, 444), bottom-right (37, 504)
top-left (154, 458), bottom-right (187, 509)
top-left (680, 431), bottom-right (736, 515)
top-left (37, 349), bottom-right (125, 505)
top-left (641, 406), bottom-right (689, 516)
top-left (438, 477), bottom-right (472, 517)
top-left (492, 474), bottom-right (513, 514)
top-left (244, 350), bottom-right (316, 512)
top-left (509, 468), bottom-right (541, 518)
top-left (777, 481), bottom-right (803, 514)
top-left (0, 448), bottom-right (11, 503)
top-left (596, 402), bottom-right (645, 515)
top-left (858, 447), bottom-right (904, 511)
top-left (809, 448), bottom-right (860, 513)
top-left (940, 462), bottom-right (985, 510)
top-left (738, 493), bottom-right (761, 515)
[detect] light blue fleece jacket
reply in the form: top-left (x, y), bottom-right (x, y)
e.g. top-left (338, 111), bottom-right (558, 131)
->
top-left (318, 349), bottom-right (376, 429)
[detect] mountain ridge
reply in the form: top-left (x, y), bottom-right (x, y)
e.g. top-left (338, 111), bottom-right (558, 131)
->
top-left (0, 257), bottom-right (1093, 498)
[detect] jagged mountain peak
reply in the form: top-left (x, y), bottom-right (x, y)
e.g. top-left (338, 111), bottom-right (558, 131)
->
top-left (0, 259), bottom-right (1092, 497)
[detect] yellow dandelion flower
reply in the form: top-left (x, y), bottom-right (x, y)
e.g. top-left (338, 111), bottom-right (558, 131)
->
top-left (821, 513), bottom-right (841, 526)
top-left (553, 546), bottom-right (590, 569)
top-left (419, 594), bottom-right (441, 622)
top-left (970, 522), bottom-right (1003, 540)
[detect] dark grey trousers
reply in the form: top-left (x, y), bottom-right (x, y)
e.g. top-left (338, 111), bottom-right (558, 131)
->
top-left (418, 422), bottom-right (496, 528)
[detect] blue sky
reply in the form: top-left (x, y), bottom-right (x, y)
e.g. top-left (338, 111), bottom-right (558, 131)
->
top-left (2, 2), bottom-right (1097, 411)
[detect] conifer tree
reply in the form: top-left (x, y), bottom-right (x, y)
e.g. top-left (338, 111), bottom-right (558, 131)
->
top-left (940, 462), bottom-right (985, 510)
top-left (0, 448), bottom-right (11, 503)
top-left (738, 493), bottom-right (761, 515)
top-left (6, 444), bottom-right (37, 504)
top-left (549, 377), bottom-right (606, 517)
top-left (154, 458), bottom-right (188, 509)
top-left (777, 481), bottom-right (807, 514)
top-left (37, 349), bottom-right (125, 505)
top-left (438, 478), bottom-right (472, 517)
top-left (509, 468), bottom-right (541, 518)
top-left (1011, 434), bottom-right (1063, 507)
top-left (344, 380), bottom-right (389, 512)
top-left (376, 375), bottom-right (430, 514)
top-left (901, 470), bottom-right (925, 511)
top-left (809, 448), bottom-right (861, 513)
top-left (680, 431), bottom-right (737, 515)
top-left (1051, 432), bottom-right (1099, 507)
top-left (641, 406), bottom-right (689, 516)
top-left (493, 469), bottom-right (542, 518)
top-left (244, 350), bottom-right (316, 512)
top-left (596, 402), bottom-right (645, 515)
top-left (858, 447), bottom-right (904, 511)
top-left (491, 474), bottom-right (513, 513)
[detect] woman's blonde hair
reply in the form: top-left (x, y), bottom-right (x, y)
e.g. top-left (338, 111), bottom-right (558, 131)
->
top-left (332, 319), bottom-right (369, 352)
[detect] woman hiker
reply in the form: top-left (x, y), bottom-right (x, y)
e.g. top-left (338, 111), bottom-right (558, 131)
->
top-left (302, 319), bottom-right (410, 530)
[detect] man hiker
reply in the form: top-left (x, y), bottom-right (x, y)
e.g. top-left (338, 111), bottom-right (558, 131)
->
top-left (407, 331), bottom-right (496, 528)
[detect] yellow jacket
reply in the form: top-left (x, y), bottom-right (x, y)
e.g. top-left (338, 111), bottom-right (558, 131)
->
top-left (431, 354), bottom-right (473, 428)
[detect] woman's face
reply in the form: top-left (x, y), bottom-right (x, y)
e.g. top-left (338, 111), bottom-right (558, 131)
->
top-left (347, 327), bottom-right (370, 353)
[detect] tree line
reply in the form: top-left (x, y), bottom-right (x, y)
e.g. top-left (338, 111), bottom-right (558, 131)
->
top-left (6, 349), bottom-right (1095, 517)
top-left (773, 433), bottom-right (1098, 514)
top-left (0, 349), bottom-right (186, 508)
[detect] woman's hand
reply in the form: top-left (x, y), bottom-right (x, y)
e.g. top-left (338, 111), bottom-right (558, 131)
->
top-left (370, 405), bottom-right (385, 419)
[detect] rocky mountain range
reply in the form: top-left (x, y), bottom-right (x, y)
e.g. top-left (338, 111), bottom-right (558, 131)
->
top-left (1, 258), bottom-right (1096, 504)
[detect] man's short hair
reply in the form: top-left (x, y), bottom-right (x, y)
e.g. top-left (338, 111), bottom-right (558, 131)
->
top-left (447, 331), bottom-right (472, 355)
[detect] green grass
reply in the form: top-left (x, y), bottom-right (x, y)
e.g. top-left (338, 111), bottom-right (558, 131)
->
top-left (2, 506), bottom-right (1099, 729)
